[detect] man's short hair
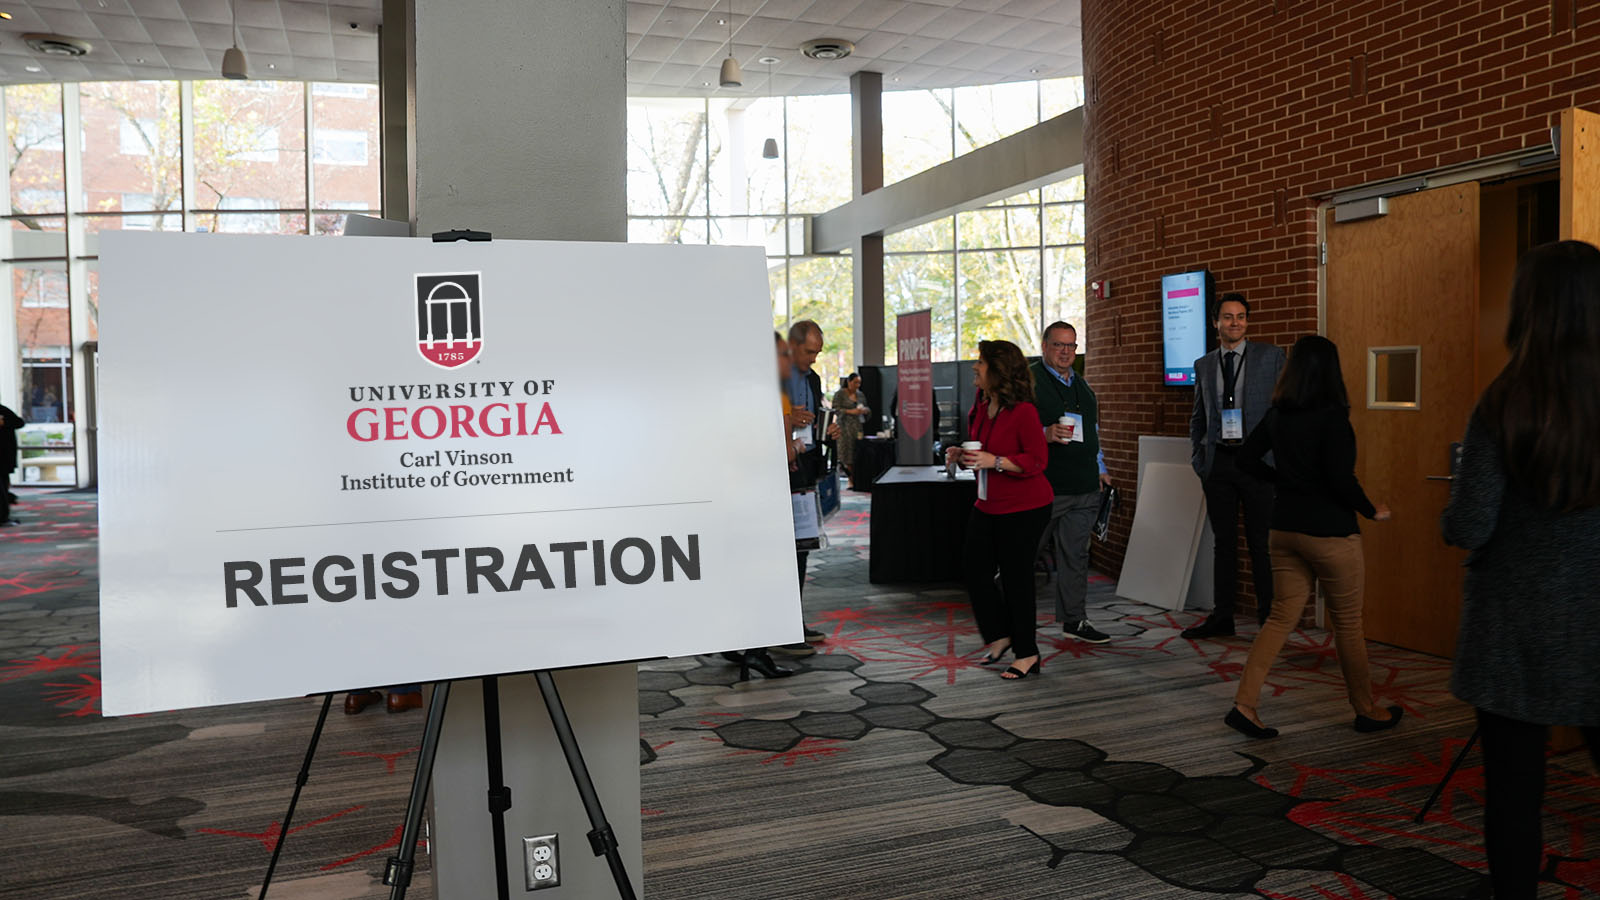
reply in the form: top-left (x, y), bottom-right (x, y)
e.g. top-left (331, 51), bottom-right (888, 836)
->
top-left (1043, 321), bottom-right (1078, 343)
top-left (788, 319), bottom-right (823, 344)
top-left (1213, 292), bottom-right (1249, 319)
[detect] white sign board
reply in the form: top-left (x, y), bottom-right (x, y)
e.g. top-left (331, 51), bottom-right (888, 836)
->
top-left (98, 232), bottom-right (801, 715)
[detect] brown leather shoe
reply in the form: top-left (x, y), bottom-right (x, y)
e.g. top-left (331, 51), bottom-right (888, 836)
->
top-left (343, 690), bottom-right (383, 715)
top-left (386, 691), bottom-right (424, 713)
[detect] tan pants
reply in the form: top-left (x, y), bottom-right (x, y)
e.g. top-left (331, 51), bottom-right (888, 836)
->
top-left (1233, 530), bottom-right (1378, 718)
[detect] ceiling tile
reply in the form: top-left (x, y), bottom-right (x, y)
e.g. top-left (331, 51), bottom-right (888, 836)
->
top-left (237, 24), bottom-right (289, 54)
top-left (837, 0), bottom-right (900, 31)
top-left (235, 0), bottom-right (284, 29)
top-left (90, 14), bottom-right (154, 42)
top-left (37, 9), bottom-right (100, 34)
top-left (139, 17), bottom-right (197, 43)
top-left (279, 3), bottom-right (332, 31)
top-left (125, 0), bottom-right (188, 16)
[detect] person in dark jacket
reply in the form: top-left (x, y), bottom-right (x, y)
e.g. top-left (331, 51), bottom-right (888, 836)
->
top-left (1442, 240), bottom-right (1600, 900)
top-left (1227, 335), bottom-right (1394, 739)
top-left (1, 402), bottom-right (23, 526)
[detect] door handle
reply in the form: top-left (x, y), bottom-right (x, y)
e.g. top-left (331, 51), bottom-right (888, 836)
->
top-left (1425, 475), bottom-right (1453, 482)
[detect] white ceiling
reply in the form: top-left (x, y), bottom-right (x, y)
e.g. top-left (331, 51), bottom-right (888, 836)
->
top-left (0, 0), bottom-right (1081, 95)
top-left (0, 0), bottom-right (382, 85)
top-left (628, 0), bottom-right (1082, 97)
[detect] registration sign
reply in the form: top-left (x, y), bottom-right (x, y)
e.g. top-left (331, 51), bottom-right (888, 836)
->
top-left (97, 233), bottom-right (800, 714)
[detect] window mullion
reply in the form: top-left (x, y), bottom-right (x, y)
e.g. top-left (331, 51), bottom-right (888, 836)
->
top-left (180, 81), bottom-right (196, 232)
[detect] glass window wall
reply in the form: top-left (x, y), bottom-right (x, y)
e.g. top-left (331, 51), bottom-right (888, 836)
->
top-left (626, 75), bottom-right (1086, 380)
top-left (2, 79), bottom-right (382, 485)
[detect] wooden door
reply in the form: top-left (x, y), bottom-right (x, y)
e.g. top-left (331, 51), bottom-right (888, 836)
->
top-left (1560, 106), bottom-right (1600, 243)
top-left (1325, 184), bottom-right (1478, 658)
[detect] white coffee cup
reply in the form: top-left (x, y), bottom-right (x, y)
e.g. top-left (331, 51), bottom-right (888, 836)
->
top-left (1058, 414), bottom-right (1075, 443)
top-left (960, 440), bottom-right (982, 467)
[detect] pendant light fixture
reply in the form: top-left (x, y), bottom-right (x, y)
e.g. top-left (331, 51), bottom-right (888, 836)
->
top-left (221, 0), bottom-right (247, 79)
top-left (718, 0), bottom-right (742, 87)
top-left (760, 58), bottom-right (780, 159)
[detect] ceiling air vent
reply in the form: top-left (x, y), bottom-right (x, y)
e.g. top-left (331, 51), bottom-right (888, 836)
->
top-left (23, 34), bottom-right (93, 57)
top-left (799, 38), bottom-right (854, 61)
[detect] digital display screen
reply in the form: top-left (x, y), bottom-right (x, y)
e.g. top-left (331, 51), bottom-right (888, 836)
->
top-left (1161, 271), bottom-right (1210, 386)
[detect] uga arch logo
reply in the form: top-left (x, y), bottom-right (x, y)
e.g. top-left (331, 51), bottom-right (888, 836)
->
top-left (414, 272), bottom-right (483, 369)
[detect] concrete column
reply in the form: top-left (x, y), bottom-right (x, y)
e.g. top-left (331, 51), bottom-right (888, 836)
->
top-left (392, 2), bottom-right (640, 897)
top-left (850, 71), bottom-right (885, 366)
top-left (378, 0), bottom-right (414, 227)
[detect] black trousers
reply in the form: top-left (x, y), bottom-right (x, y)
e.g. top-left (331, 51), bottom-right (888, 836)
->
top-left (796, 551), bottom-right (808, 595)
top-left (964, 504), bottom-right (1052, 659)
top-left (1202, 447), bottom-right (1274, 620)
top-left (1476, 708), bottom-right (1600, 900)
top-left (0, 472), bottom-right (10, 523)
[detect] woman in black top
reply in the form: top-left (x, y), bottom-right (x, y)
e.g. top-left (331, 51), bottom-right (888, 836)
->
top-left (1441, 240), bottom-right (1600, 900)
top-left (1226, 335), bottom-right (1395, 739)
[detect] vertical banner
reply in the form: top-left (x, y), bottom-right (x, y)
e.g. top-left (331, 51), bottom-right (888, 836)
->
top-left (895, 310), bottom-right (934, 465)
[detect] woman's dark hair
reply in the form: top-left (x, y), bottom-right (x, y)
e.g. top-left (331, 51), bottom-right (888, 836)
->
top-left (977, 340), bottom-right (1037, 410)
top-left (1271, 335), bottom-right (1349, 412)
top-left (1478, 239), bottom-right (1600, 512)
top-left (842, 372), bottom-right (859, 388)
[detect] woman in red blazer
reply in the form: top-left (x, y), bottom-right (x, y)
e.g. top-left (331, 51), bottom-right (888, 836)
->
top-left (944, 340), bottom-right (1055, 680)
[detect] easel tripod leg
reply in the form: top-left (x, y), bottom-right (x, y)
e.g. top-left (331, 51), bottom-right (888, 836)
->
top-left (386, 682), bottom-right (453, 900)
top-left (483, 676), bottom-right (512, 900)
top-left (258, 693), bottom-right (334, 900)
top-left (534, 670), bottom-right (640, 900)
top-left (1414, 727), bottom-right (1480, 824)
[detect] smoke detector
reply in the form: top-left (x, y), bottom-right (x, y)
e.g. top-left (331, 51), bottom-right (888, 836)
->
top-left (799, 38), bottom-right (854, 61)
top-left (23, 34), bottom-right (93, 57)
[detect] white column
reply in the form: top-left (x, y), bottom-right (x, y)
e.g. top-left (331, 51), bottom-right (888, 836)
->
top-left (398, 1), bottom-right (640, 897)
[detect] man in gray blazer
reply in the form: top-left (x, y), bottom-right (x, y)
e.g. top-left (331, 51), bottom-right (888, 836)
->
top-left (1184, 293), bottom-right (1286, 639)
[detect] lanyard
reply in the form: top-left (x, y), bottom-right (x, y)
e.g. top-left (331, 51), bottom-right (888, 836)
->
top-left (1044, 368), bottom-right (1082, 413)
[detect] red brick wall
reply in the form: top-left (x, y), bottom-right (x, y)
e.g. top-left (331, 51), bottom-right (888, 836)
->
top-left (1082, 0), bottom-right (1600, 608)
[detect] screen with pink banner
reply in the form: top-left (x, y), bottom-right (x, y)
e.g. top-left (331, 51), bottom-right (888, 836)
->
top-left (896, 310), bottom-right (934, 465)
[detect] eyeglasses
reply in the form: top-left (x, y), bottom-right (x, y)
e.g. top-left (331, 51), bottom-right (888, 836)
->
top-left (1048, 341), bottom-right (1078, 350)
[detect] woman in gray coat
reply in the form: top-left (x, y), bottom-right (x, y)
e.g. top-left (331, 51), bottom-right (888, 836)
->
top-left (1442, 240), bottom-right (1600, 900)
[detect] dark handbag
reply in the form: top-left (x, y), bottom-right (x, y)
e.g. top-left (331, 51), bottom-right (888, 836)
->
top-left (1093, 484), bottom-right (1118, 542)
top-left (816, 462), bottom-right (840, 520)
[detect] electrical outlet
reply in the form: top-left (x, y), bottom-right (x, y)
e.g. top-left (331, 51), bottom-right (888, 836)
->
top-left (523, 834), bottom-right (559, 890)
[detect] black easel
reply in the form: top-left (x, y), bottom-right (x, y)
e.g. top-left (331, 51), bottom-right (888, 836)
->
top-left (1413, 727), bottom-right (1479, 824)
top-left (257, 693), bottom-right (334, 900)
top-left (381, 673), bottom-right (639, 900)
top-left (382, 228), bottom-right (635, 900)
top-left (262, 228), bottom-right (636, 899)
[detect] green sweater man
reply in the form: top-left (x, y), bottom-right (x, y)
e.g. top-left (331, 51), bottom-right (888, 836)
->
top-left (1031, 322), bottom-right (1112, 645)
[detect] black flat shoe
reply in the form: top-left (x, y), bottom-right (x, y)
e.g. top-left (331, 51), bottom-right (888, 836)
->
top-left (1224, 707), bottom-right (1279, 739)
top-left (738, 649), bottom-right (793, 681)
top-left (1183, 618), bottom-right (1236, 639)
top-left (1354, 705), bottom-right (1404, 733)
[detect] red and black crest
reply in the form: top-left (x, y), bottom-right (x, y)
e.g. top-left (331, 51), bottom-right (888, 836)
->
top-left (415, 272), bottom-right (483, 369)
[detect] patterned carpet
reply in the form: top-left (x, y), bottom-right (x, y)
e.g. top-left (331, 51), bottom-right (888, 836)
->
top-left (1, 488), bottom-right (1597, 898)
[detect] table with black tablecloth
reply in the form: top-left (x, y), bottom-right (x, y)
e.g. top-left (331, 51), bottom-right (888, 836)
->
top-left (849, 436), bottom-right (897, 492)
top-left (869, 465), bottom-right (978, 584)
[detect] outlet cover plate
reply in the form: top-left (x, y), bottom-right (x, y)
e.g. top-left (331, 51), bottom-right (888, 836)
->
top-left (523, 834), bottom-right (559, 890)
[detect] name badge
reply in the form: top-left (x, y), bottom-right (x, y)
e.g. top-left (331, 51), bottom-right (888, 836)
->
top-left (1221, 408), bottom-right (1245, 441)
top-left (977, 469), bottom-right (988, 502)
